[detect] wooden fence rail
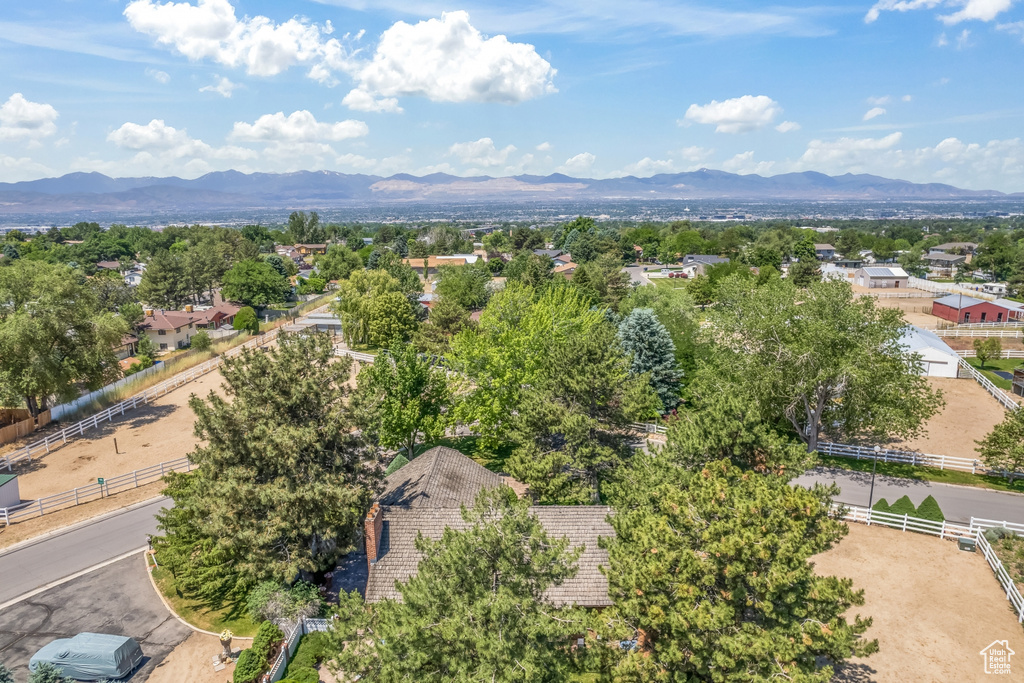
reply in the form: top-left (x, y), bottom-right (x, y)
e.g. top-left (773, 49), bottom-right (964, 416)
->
top-left (0, 456), bottom-right (192, 526)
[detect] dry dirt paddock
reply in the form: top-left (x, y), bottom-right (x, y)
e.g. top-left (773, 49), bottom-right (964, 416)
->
top-left (816, 523), bottom-right (1024, 682)
top-left (2, 370), bottom-right (227, 501)
top-left (885, 377), bottom-right (1009, 459)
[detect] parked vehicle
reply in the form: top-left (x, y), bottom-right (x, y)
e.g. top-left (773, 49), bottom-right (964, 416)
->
top-left (30, 633), bottom-right (144, 680)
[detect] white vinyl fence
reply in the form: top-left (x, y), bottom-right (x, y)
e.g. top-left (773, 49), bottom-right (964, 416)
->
top-left (908, 276), bottom-right (999, 301)
top-left (267, 618), bottom-right (329, 682)
top-left (839, 504), bottom-right (1024, 623)
top-left (2, 328), bottom-right (282, 472)
top-left (956, 356), bottom-right (1021, 411)
top-left (632, 422), bottom-right (668, 435)
top-left (49, 362), bottom-right (166, 422)
top-left (818, 442), bottom-right (981, 473)
top-left (0, 457), bottom-right (192, 526)
top-left (956, 349), bottom-right (1024, 359)
top-left (933, 328), bottom-right (1022, 338)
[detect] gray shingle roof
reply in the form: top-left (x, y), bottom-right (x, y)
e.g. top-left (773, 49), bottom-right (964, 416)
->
top-left (684, 254), bottom-right (729, 265)
top-left (366, 447), bottom-right (614, 607)
top-left (933, 293), bottom-right (988, 309)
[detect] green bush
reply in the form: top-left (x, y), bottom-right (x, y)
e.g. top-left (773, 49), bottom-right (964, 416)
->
top-left (871, 498), bottom-right (890, 514)
top-left (285, 632), bottom-right (329, 674)
top-left (384, 453), bottom-right (410, 476)
top-left (191, 330), bottom-right (212, 351)
top-left (232, 648), bottom-right (262, 683)
top-left (986, 527), bottom-right (1015, 543)
top-left (915, 495), bottom-right (945, 522)
top-left (0, 662), bottom-right (13, 683)
top-left (280, 667), bottom-right (320, 683)
top-left (234, 620), bottom-right (285, 683)
top-left (29, 663), bottom-right (74, 683)
top-left (234, 306), bottom-right (259, 334)
top-left (887, 495), bottom-right (917, 516)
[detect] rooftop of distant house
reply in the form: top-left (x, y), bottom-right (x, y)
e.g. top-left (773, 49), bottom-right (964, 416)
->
top-left (814, 244), bottom-right (835, 250)
top-left (138, 302), bottom-right (242, 332)
top-left (924, 253), bottom-right (967, 262)
top-left (683, 254), bottom-right (729, 265)
top-left (931, 242), bottom-right (978, 251)
top-left (95, 261), bottom-right (122, 270)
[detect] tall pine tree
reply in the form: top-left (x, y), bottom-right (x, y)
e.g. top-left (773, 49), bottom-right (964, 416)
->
top-left (617, 308), bottom-right (681, 411)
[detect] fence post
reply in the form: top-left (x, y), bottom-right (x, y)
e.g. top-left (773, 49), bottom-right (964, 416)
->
top-left (38, 499), bottom-right (44, 516)
top-left (74, 488), bottom-right (79, 505)
top-left (134, 470), bottom-right (139, 487)
top-left (902, 514), bottom-right (908, 532)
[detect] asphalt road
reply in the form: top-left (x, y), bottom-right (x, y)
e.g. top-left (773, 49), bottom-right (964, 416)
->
top-left (0, 497), bottom-right (168, 607)
top-left (0, 555), bottom-right (190, 683)
top-left (622, 266), bottom-right (652, 286)
top-left (795, 467), bottom-right (1024, 525)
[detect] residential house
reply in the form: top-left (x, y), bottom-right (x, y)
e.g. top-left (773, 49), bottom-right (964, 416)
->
top-left (553, 261), bottom-right (578, 278)
top-left (295, 243), bottom-right (327, 256)
top-left (853, 266), bottom-right (909, 289)
top-left (928, 242), bottom-right (977, 255)
top-left (95, 260), bottom-right (122, 271)
top-left (930, 294), bottom-right (1023, 324)
top-left (275, 245), bottom-right (304, 263)
top-left (113, 335), bottom-right (138, 361)
top-left (923, 252), bottom-right (966, 277)
top-left (680, 254), bottom-right (729, 277)
top-left (138, 303), bottom-right (241, 352)
top-left (533, 249), bottom-right (564, 260)
top-left (814, 244), bottom-right (836, 260)
top-left (124, 270), bottom-right (144, 287)
top-left (359, 447), bottom-right (613, 607)
top-left (900, 326), bottom-right (960, 378)
top-left (404, 256), bottom-right (474, 283)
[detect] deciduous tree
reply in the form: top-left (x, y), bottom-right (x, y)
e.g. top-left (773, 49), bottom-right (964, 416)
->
top-left (976, 407), bottom-right (1024, 483)
top-left (973, 337), bottom-right (1002, 369)
top-left (221, 260), bottom-right (291, 307)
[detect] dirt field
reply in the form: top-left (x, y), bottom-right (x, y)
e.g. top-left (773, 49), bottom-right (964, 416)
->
top-left (885, 377), bottom-right (1009, 458)
top-left (854, 287), bottom-right (943, 328)
top-left (815, 523), bottom-right (1024, 682)
top-left (4, 371), bottom-right (226, 501)
top-left (147, 632), bottom-right (236, 683)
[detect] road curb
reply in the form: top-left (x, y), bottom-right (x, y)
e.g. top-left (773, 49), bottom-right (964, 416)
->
top-left (143, 553), bottom-right (254, 641)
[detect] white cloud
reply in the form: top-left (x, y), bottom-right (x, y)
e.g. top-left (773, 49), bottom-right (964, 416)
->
top-left (108, 119), bottom-right (193, 150)
top-left (867, 95), bottom-right (891, 106)
top-left (101, 118), bottom-right (256, 177)
top-left (998, 20), bottom-right (1024, 37)
top-left (341, 89), bottom-right (403, 113)
top-left (902, 94), bottom-right (913, 102)
top-left (622, 157), bottom-right (677, 176)
top-left (721, 151), bottom-right (775, 175)
top-left (146, 68), bottom-right (171, 84)
top-left (799, 132), bottom-right (904, 168)
top-left (448, 137), bottom-right (516, 167)
top-left (536, 141), bottom-right (552, 151)
top-left (557, 152), bottom-right (596, 175)
top-left (346, 11), bottom-right (556, 106)
top-left (865, 0), bottom-right (1014, 24)
top-left (679, 146), bottom-right (715, 163)
top-left (776, 120), bottom-right (801, 133)
top-left (863, 107), bottom-right (887, 121)
top-left (0, 93), bottom-right (59, 141)
top-left (229, 110), bottom-right (368, 143)
top-left (683, 95), bottom-right (781, 133)
top-left (199, 76), bottom-right (240, 98)
top-left (124, 0), bottom-right (353, 79)
top-left (0, 154), bottom-right (53, 182)
top-left (955, 28), bottom-right (972, 47)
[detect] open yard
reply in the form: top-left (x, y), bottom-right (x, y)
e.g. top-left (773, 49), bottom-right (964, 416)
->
top-left (815, 522), bottom-right (1024, 682)
top-left (855, 287), bottom-right (942, 328)
top-left (1, 370), bottom-right (226, 501)
top-left (884, 377), bottom-right (1008, 459)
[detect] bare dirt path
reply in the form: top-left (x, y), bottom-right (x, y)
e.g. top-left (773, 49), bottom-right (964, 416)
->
top-left (5, 371), bottom-right (225, 501)
top-left (815, 523), bottom-right (1024, 682)
top-left (146, 631), bottom-right (237, 683)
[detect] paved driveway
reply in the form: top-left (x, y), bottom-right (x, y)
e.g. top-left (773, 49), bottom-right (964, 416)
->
top-left (0, 555), bottom-right (190, 682)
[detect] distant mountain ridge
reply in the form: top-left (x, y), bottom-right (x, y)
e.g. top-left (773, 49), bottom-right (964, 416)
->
top-left (0, 169), bottom-right (1019, 215)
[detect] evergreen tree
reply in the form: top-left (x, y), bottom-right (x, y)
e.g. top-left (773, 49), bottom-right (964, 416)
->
top-left (352, 341), bottom-right (451, 457)
top-left (28, 663), bottom-right (73, 683)
top-left (788, 258), bottom-right (822, 287)
top-left (0, 662), bottom-right (13, 683)
top-left (153, 333), bottom-right (379, 597)
top-left (263, 254), bottom-right (289, 279)
top-left (617, 308), bottom-right (681, 411)
top-left (562, 228), bottom-right (581, 256)
top-left (598, 457), bottom-right (877, 681)
top-left (137, 249), bottom-right (188, 308)
top-left (327, 486), bottom-right (587, 681)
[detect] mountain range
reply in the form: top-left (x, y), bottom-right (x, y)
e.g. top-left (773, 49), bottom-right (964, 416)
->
top-left (0, 169), bottom-right (1020, 215)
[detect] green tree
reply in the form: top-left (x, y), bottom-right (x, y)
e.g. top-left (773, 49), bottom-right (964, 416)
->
top-left (503, 252), bottom-right (554, 288)
top-left (353, 342), bottom-right (450, 457)
top-left (0, 261), bottom-right (128, 417)
top-left (412, 297), bottom-right (472, 355)
top-left (788, 259), bottom-right (822, 287)
top-left (297, 276), bottom-right (326, 295)
top-left (28, 663), bottom-right (74, 683)
top-left (368, 291), bottom-right (417, 347)
top-left (617, 308), bottom-right (680, 411)
top-left (619, 285), bottom-right (699, 381)
top-left (263, 253), bottom-right (290, 278)
top-left (137, 250), bottom-right (188, 309)
top-left (599, 457), bottom-right (877, 682)
top-left (511, 226), bottom-right (545, 251)
top-left (973, 337), bottom-right (1002, 369)
top-left (153, 333), bottom-right (379, 597)
top-left (898, 248), bottom-right (928, 278)
top-left (191, 330), bottom-right (212, 351)
top-left (221, 260), bottom-right (291, 307)
top-left (836, 229), bottom-right (862, 257)
top-left (976, 407), bottom-right (1024, 483)
top-left (570, 231), bottom-right (599, 263)
top-left (233, 306), bottom-right (259, 334)
top-left (332, 269), bottom-right (405, 346)
top-left (434, 262), bottom-right (491, 310)
top-left (0, 662), bottom-right (13, 683)
top-left (481, 231), bottom-right (512, 257)
top-left (871, 237), bottom-right (896, 262)
top-left (120, 301), bottom-right (145, 330)
top-left (327, 486), bottom-right (586, 681)
top-left (704, 277), bottom-right (942, 452)
top-left (136, 332), bottom-right (157, 358)
top-left (313, 245), bottom-right (363, 281)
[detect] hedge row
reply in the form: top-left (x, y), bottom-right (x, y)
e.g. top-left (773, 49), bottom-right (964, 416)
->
top-left (871, 494), bottom-right (945, 522)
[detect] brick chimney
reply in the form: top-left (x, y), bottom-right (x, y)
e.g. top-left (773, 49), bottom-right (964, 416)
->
top-left (365, 502), bottom-right (383, 570)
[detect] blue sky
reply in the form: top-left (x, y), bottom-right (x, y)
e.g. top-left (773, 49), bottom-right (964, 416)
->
top-left (1, 0), bottom-right (1023, 190)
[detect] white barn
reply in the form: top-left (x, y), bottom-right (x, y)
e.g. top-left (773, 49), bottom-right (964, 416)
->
top-left (901, 326), bottom-right (960, 378)
top-left (854, 266), bottom-right (909, 289)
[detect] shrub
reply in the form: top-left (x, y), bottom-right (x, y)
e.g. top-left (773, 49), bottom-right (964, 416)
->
top-left (124, 355), bottom-right (154, 376)
top-left (986, 527), bottom-right (1015, 543)
top-left (29, 663), bottom-right (73, 683)
top-left (0, 662), bottom-right (14, 683)
top-left (234, 306), bottom-right (259, 334)
top-left (915, 495), bottom-right (945, 523)
top-left (887, 495), bottom-right (917, 516)
top-left (246, 582), bottom-right (323, 623)
top-left (871, 498), bottom-right (890, 514)
top-left (284, 633), bottom-right (329, 678)
top-left (234, 620), bottom-right (285, 683)
top-left (384, 453), bottom-right (410, 476)
top-left (280, 667), bottom-right (320, 683)
top-left (191, 330), bottom-right (212, 351)
top-left (232, 648), bottom-right (262, 683)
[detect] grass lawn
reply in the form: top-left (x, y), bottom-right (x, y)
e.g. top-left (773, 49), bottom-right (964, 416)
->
top-left (819, 454), bottom-right (1024, 494)
top-left (413, 435), bottom-right (516, 473)
top-left (151, 566), bottom-right (257, 636)
top-left (966, 357), bottom-right (1024, 391)
top-left (650, 277), bottom-right (689, 290)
